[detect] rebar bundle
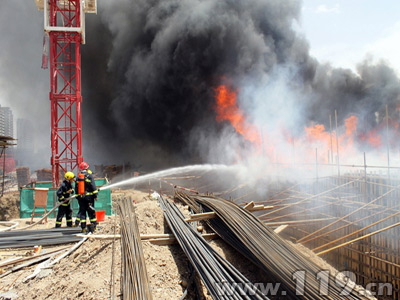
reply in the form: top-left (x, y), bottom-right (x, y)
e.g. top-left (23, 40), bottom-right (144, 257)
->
top-left (158, 195), bottom-right (270, 300)
top-left (175, 191), bottom-right (372, 300)
top-left (0, 227), bottom-right (82, 248)
top-left (117, 199), bottom-right (152, 300)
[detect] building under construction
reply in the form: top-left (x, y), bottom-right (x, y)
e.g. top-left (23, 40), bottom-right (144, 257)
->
top-left (1, 161), bottom-right (400, 299)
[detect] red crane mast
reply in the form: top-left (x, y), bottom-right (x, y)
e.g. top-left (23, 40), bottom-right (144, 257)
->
top-left (35, 0), bottom-right (97, 186)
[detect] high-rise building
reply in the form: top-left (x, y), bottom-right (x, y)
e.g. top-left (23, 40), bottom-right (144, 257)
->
top-left (14, 118), bottom-right (35, 167)
top-left (0, 105), bottom-right (13, 138)
top-left (17, 118), bottom-right (33, 150)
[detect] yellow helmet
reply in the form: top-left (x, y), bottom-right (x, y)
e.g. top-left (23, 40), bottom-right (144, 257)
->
top-left (65, 171), bottom-right (75, 180)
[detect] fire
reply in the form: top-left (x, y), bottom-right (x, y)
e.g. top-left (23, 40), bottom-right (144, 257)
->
top-left (213, 82), bottom-right (399, 164)
top-left (305, 124), bottom-right (330, 143)
top-left (360, 130), bottom-right (382, 147)
top-left (345, 115), bottom-right (357, 136)
top-left (301, 115), bottom-right (387, 161)
top-left (214, 85), bottom-right (261, 145)
top-left (304, 123), bottom-right (335, 163)
top-left (367, 132), bottom-right (382, 147)
top-left (303, 115), bottom-right (359, 162)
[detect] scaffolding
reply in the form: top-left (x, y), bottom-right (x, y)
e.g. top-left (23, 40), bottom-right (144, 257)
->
top-left (0, 136), bottom-right (16, 197)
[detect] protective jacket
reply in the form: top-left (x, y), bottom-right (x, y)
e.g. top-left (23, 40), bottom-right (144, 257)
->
top-left (57, 179), bottom-right (73, 204)
top-left (75, 169), bottom-right (98, 231)
top-left (75, 169), bottom-right (98, 199)
top-left (55, 179), bottom-right (73, 227)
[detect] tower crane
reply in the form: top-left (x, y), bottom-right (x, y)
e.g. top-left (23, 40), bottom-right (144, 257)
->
top-left (34, 0), bottom-right (97, 186)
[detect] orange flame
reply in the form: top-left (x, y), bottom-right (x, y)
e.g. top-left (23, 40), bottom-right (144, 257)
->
top-left (345, 115), bottom-right (357, 136)
top-left (304, 116), bottom-right (358, 162)
top-left (213, 82), bottom-right (397, 164)
top-left (360, 129), bottom-right (382, 147)
top-left (214, 85), bottom-right (261, 145)
top-left (305, 124), bottom-right (330, 143)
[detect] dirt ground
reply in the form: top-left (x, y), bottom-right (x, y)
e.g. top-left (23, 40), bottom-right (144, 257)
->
top-left (0, 189), bottom-right (193, 300)
top-left (0, 188), bottom-right (374, 299)
top-left (0, 191), bottom-right (19, 221)
top-left (0, 215), bottom-right (120, 300)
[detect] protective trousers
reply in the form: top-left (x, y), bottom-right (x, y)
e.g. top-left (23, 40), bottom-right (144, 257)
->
top-left (78, 197), bottom-right (97, 230)
top-left (56, 204), bottom-right (73, 227)
top-left (75, 198), bottom-right (84, 226)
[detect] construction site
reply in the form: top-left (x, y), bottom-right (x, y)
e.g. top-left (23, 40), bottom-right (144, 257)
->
top-left (1, 0), bottom-right (400, 299)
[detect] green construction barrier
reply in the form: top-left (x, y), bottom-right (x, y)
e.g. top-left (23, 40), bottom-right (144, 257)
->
top-left (20, 178), bottom-right (112, 218)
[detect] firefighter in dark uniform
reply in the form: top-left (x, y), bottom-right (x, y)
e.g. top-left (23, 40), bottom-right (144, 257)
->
top-left (55, 171), bottom-right (75, 228)
top-left (75, 162), bottom-right (98, 233)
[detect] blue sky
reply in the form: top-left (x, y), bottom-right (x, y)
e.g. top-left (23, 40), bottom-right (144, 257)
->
top-left (300, 0), bottom-right (400, 73)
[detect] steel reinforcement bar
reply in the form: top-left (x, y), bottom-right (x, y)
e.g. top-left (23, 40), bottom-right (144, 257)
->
top-left (117, 198), bottom-right (153, 300)
top-left (0, 227), bottom-right (82, 249)
top-left (175, 191), bottom-right (373, 300)
top-left (158, 195), bottom-right (271, 300)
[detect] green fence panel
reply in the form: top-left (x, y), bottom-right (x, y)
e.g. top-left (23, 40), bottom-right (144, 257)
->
top-left (20, 179), bottom-right (112, 218)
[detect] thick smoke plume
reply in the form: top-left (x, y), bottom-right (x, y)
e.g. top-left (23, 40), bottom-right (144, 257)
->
top-left (1, 1), bottom-right (400, 171)
top-left (84, 0), bottom-right (312, 167)
top-left (84, 0), bottom-right (400, 170)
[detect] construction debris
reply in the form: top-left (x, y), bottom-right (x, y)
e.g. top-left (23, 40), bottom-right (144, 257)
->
top-left (35, 169), bottom-right (52, 182)
top-left (23, 235), bottom-right (88, 282)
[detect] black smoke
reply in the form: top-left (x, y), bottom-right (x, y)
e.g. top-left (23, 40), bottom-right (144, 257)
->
top-left (80, 0), bottom-right (400, 169)
top-left (1, 1), bottom-right (399, 171)
top-left (307, 60), bottom-right (400, 126)
top-left (82, 0), bottom-right (305, 166)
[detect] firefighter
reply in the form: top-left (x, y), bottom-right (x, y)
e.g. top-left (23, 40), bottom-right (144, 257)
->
top-left (75, 161), bottom-right (98, 233)
top-left (55, 171), bottom-right (75, 228)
